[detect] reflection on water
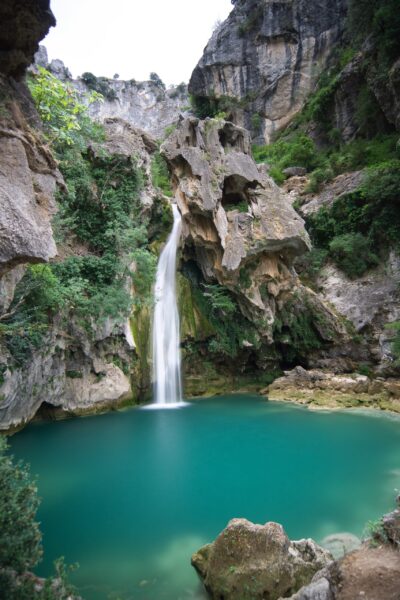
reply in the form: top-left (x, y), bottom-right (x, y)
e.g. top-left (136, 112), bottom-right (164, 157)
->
top-left (10, 394), bottom-right (400, 600)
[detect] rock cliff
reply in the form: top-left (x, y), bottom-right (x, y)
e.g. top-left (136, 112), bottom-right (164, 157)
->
top-left (162, 116), bottom-right (347, 376)
top-left (0, 5), bottom-right (164, 431)
top-left (189, 0), bottom-right (348, 142)
top-left (33, 46), bottom-right (190, 140)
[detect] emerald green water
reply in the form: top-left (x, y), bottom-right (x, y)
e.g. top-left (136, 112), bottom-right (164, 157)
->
top-left (10, 394), bottom-right (400, 600)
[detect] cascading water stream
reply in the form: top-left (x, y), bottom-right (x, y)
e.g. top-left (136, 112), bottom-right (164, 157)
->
top-left (151, 204), bottom-right (183, 406)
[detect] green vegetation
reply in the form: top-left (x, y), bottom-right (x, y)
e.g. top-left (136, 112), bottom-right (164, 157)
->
top-left (80, 71), bottom-right (117, 101)
top-left (273, 302), bottom-right (323, 364)
top-left (305, 161), bottom-right (400, 277)
top-left (347, 0), bottom-right (400, 67)
top-left (0, 438), bottom-right (77, 599)
top-left (182, 264), bottom-right (260, 358)
top-left (329, 233), bottom-right (379, 279)
top-left (28, 67), bottom-right (103, 150)
top-left (151, 152), bottom-right (173, 197)
top-left (149, 72), bottom-right (165, 90)
top-left (386, 322), bottom-right (400, 363)
top-left (2, 68), bottom-right (164, 367)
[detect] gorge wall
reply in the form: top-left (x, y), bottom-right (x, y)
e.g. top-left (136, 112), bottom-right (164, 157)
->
top-left (189, 0), bottom-right (348, 143)
top-left (34, 45), bottom-right (189, 140)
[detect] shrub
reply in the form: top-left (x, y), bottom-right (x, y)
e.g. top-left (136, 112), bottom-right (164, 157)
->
top-left (151, 152), bottom-right (173, 197)
top-left (0, 439), bottom-right (78, 599)
top-left (329, 233), bottom-right (379, 278)
top-left (81, 72), bottom-right (117, 101)
top-left (28, 68), bottom-right (103, 150)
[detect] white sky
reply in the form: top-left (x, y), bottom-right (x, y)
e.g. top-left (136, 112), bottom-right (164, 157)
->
top-left (44, 0), bottom-right (233, 86)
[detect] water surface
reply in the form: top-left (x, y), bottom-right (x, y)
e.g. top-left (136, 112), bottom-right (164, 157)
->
top-left (10, 394), bottom-right (400, 600)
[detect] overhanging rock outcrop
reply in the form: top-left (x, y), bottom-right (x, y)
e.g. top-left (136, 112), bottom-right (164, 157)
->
top-left (162, 117), bottom-right (344, 345)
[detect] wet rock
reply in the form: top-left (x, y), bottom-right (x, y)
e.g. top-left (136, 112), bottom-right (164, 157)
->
top-left (191, 518), bottom-right (332, 600)
top-left (320, 533), bottom-right (362, 559)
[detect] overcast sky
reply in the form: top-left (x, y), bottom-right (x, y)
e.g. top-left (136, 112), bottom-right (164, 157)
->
top-left (44, 0), bottom-right (233, 86)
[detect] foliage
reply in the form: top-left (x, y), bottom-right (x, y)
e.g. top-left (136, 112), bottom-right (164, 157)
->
top-left (0, 439), bottom-right (78, 599)
top-left (347, 0), bottom-right (400, 66)
top-left (329, 233), bottom-right (379, 278)
top-left (252, 132), bottom-right (321, 182)
top-left (81, 71), bottom-right (117, 101)
top-left (385, 322), bottom-right (400, 362)
top-left (273, 302), bottom-right (323, 364)
top-left (28, 67), bottom-right (103, 150)
top-left (0, 437), bottom-right (41, 572)
top-left (151, 152), bottom-right (173, 197)
top-left (183, 264), bottom-right (259, 358)
top-left (150, 72), bottom-right (165, 90)
top-left (295, 248), bottom-right (328, 285)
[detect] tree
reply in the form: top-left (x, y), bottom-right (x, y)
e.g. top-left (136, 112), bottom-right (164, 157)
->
top-left (149, 72), bottom-right (165, 90)
top-left (0, 438), bottom-right (79, 599)
top-left (28, 67), bottom-right (102, 149)
top-left (0, 437), bottom-right (42, 573)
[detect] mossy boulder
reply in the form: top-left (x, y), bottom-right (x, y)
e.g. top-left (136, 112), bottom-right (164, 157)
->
top-left (191, 518), bottom-right (332, 600)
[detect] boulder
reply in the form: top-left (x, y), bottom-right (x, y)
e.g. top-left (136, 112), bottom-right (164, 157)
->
top-left (191, 518), bottom-right (332, 600)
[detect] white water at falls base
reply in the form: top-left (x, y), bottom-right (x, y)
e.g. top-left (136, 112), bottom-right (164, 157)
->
top-left (151, 204), bottom-right (184, 407)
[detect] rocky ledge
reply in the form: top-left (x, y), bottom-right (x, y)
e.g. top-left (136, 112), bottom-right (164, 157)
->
top-left (192, 499), bottom-right (400, 600)
top-left (263, 366), bottom-right (400, 413)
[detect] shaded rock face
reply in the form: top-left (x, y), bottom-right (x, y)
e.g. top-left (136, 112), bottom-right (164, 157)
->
top-left (0, 1), bottom-right (55, 78)
top-left (191, 518), bottom-right (332, 600)
top-left (331, 44), bottom-right (400, 141)
top-left (162, 116), bottom-right (345, 347)
top-left (0, 319), bottom-right (133, 432)
top-left (189, 0), bottom-right (348, 142)
top-left (0, 120), bottom-right (161, 431)
top-left (316, 253), bottom-right (400, 370)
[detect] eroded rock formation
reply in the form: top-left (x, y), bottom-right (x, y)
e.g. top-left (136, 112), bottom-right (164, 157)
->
top-left (162, 117), bottom-right (346, 350)
top-left (191, 518), bottom-right (332, 600)
top-left (189, 0), bottom-right (348, 142)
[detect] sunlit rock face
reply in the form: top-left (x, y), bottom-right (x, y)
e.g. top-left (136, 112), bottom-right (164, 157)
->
top-left (189, 0), bottom-right (348, 142)
top-left (33, 47), bottom-right (191, 141)
top-left (0, 3), bottom-right (60, 278)
top-left (162, 117), bottom-right (344, 345)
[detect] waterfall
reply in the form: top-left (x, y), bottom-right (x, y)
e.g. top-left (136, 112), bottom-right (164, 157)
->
top-left (152, 204), bottom-right (183, 406)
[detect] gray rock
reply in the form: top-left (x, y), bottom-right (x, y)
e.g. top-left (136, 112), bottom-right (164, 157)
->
top-left (74, 77), bottom-right (189, 140)
top-left (286, 576), bottom-right (334, 600)
top-left (48, 58), bottom-right (71, 81)
top-left (283, 167), bottom-right (307, 177)
top-left (189, 0), bottom-right (347, 143)
top-left (191, 518), bottom-right (332, 600)
top-left (0, 1), bottom-right (55, 77)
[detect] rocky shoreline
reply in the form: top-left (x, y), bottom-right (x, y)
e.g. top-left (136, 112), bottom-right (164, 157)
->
top-left (262, 366), bottom-right (400, 414)
top-left (192, 498), bottom-right (400, 600)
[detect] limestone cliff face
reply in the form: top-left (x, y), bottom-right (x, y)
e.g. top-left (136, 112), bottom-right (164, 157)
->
top-left (0, 118), bottom-right (162, 432)
top-left (0, 6), bottom-right (163, 431)
top-left (189, 0), bottom-right (348, 142)
top-left (34, 46), bottom-right (190, 140)
top-left (162, 117), bottom-right (345, 352)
